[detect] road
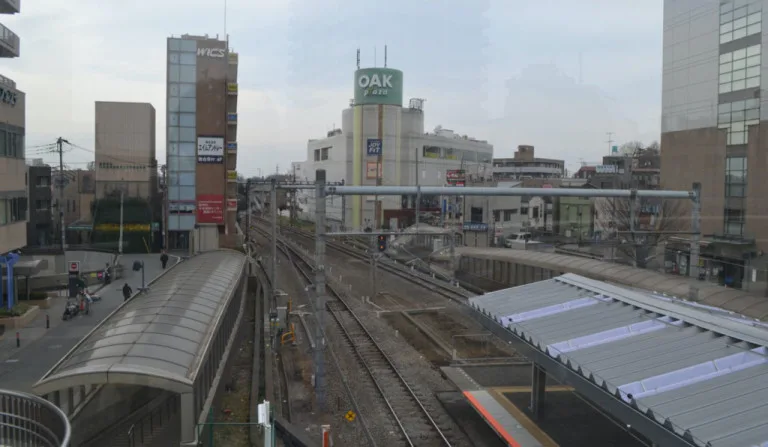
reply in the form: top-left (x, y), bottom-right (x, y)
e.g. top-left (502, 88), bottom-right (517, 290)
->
top-left (0, 253), bottom-right (174, 393)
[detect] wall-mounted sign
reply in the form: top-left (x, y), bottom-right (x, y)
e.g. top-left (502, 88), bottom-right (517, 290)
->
top-left (169, 202), bottom-right (196, 214)
top-left (197, 47), bottom-right (226, 58)
top-left (197, 136), bottom-right (224, 164)
top-left (0, 87), bottom-right (18, 107)
top-left (366, 139), bottom-right (382, 156)
top-left (596, 165), bottom-right (618, 174)
top-left (463, 222), bottom-right (489, 232)
top-left (446, 169), bottom-right (466, 187)
top-left (227, 113), bottom-right (238, 122)
top-left (353, 68), bottom-right (403, 106)
top-left (366, 162), bottom-right (382, 180)
top-left (94, 223), bottom-right (151, 232)
top-left (197, 194), bottom-right (224, 224)
top-left (227, 198), bottom-right (237, 209)
top-left (227, 170), bottom-right (238, 180)
top-left (226, 142), bottom-right (237, 152)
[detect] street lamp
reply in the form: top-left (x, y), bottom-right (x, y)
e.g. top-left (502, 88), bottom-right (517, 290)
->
top-left (132, 260), bottom-right (148, 293)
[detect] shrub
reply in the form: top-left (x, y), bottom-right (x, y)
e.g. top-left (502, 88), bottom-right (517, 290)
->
top-left (0, 303), bottom-right (32, 318)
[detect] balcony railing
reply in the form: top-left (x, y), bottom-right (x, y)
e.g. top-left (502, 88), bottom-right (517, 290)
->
top-left (0, 22), bottom-right (19, 58)
top-left (0, 0), bottom-right (20, 14)
top-left (0, 389), bottom-right (71, 446)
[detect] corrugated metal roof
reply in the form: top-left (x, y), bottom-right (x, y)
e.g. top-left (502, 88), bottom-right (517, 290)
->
top-left (456, 246), bottom-right (768, 321)
top-left (470, 273), bottom-right (768, 447)
top-left (33, 250), bottom-right (246, 395)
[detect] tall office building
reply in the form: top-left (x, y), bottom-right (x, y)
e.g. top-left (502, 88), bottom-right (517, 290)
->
top-left (661, 0), bottom-right (767, 259)
top-left (165, 34), bottom-right (239, 251)
top-left (0, 0), bottom-right (24, 256)
top-left (94, 101), bottom-right (158, 200)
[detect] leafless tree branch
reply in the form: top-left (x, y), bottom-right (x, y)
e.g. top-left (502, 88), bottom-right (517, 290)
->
top-left (597, 197), bottom-right (687, 268)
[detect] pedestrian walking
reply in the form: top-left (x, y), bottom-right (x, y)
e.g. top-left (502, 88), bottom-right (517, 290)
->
top-left (122, 283), bottom-right (133, 302)
top-left (160, 250), bottom-right (169, 269)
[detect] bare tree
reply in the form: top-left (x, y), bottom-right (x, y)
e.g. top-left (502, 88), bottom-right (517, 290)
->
top-left (597, 197), bottom-right (687, 269)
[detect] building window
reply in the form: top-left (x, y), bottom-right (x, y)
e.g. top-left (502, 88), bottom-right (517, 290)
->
top-left (36, 176), bottom-right (50, 187)
top-left (314, 149), bottom-right (320, 161)
top-left (35, 200), bottom-right (50, 210)
top-left (503, 209), bottom-right (518, 221)
top-left (718, 99), bottom-right (760, 144)
top-left (725, 156), bottom-right (747, 236)
top-left (0, 197), bottom-right (27, 224)
top-left (720, 2), bottom-right (762, 44)
top-left (321, 147), bottom-right (329, 161)
top-left (719, 44), bottom-right (761, 94)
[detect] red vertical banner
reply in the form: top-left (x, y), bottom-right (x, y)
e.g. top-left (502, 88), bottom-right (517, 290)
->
top-left (197, 194), bottom-right (224, 223)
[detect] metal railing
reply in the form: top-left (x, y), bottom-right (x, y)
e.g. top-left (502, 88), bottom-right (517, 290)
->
top-left (126, 395), bottom-right (178, 447)
top-left (0, 389), bottom-right (71, 447)
top-left (0, 22), bottom-right (19, 54)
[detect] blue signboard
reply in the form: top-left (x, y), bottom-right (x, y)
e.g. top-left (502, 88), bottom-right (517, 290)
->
top-left (367, 139), bottom-right (382, 156)
top-left (463, 222), bottom-right (489, 232)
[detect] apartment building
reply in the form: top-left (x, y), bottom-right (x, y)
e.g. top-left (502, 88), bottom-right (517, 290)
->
top-left (0, 0), bottom-right (24, 258)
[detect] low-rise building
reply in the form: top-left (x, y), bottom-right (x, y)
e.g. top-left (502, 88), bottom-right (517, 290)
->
top-left (492, 145), bottom-right (564, 181)
top-left (26, 161), bottom-right (52, 247)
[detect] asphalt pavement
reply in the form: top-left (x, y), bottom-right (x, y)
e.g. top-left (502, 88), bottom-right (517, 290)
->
top-left (0, 253), bottom-right (177, 393)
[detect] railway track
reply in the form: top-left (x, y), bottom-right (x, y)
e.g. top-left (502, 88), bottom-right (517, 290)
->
top-left (253, 225), bottom-right (455, 446)
top-left (326, 300), bottom-right (454, 446)
top-left (265, 221), bottom-right (475, 302)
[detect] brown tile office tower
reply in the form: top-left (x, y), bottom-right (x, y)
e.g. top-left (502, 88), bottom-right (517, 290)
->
top-left (165, 34), bottom-right (239, 251)
top-left (662, 0), bottom-right (768, 281)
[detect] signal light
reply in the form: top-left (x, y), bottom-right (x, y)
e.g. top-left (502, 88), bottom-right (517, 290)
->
top-left (377, 234), bottom-right (387, 252)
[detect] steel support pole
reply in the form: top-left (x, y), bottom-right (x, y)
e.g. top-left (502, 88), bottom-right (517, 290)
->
top-left (326, 185), bottom-right (692, 199)
top-left (415, 185), bottom-right (421, 229)
top-left (689, 182), bottom-right (701, 301)
top-left (629, 189), bottom-right (637, 267)
top-left (271, 178), bottom-right (278, 300)
top-left (245, 179), bottom-right (252, 245)
top-left (314, 169), bottom-right (327, 410)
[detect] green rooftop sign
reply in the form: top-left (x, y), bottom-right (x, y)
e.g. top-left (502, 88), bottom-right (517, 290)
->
top-left (354, 68), bottom-right (403, 106)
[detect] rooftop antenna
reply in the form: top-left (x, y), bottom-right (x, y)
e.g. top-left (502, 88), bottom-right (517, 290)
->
top-left (384, 45), bottom-right (388, 68)
top-left (356, 48), bottom-right (360, 70)
top-left (606, 132), bottom-right (614, 154)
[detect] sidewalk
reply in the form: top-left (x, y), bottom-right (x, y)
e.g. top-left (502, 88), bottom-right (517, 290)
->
top-left (0, 253), bottom-right (179, 393)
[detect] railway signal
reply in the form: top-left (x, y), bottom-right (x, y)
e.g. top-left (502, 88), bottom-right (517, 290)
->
top-left (377, 234), bottom-right (387, 252)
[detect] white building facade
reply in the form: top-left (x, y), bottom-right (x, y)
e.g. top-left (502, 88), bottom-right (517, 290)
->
top-left (293, 67), bottom-right (493, 229)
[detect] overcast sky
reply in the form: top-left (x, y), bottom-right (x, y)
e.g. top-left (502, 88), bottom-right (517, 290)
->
top-left (4, 0), bottom-right (663, 177)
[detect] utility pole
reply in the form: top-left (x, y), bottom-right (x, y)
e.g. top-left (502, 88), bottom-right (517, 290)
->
top-left (56, 137), bottom-right (69, 252)
top-left (314, 169), bottom-right (327, 410)
top-left (161, 165), bottom-right (168, 250)
top-left (689, 182), bottom-right (701, 301)
top-left (118, 189), bottom-right (124, 255)
top-left (245, 178), bottom-right (252, 244)
top-left (415, 148), bottom-right (420, 230)
top-left (270, 178), bottom-right (278, 296)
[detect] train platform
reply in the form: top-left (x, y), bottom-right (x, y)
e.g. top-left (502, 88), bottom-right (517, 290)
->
top-left (442, 363), bottom-right (648, 447)
top-left (442, 366), bottom-right (556, 447)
